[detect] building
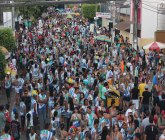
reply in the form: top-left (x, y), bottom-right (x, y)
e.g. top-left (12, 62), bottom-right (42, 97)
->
top-left (100, 0), bottom-right (165, 47)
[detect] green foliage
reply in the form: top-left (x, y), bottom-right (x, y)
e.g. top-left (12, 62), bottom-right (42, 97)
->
top-left (16, 5), bottom-right (48, 20)
top-left (0, 28), bottom-right (16, 52)
top-left (82, 4), bottom-right (99, 21)
top-left (0, 49), bottom-right (6, 80)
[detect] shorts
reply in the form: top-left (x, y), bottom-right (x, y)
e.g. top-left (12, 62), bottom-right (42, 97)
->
top-left (132, 99), bottom-right (139, 110)
top-left (15, 87), bottom-right (20, 94)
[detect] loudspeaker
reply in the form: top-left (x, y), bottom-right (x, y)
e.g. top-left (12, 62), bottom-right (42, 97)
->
top-left (15, 21), bottom-right (19, 30)
top-left (109, 22), bottom-right (113, 31)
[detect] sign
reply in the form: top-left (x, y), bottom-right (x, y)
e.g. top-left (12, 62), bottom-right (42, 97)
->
top-left (96, 12), bottom-right (110, 19)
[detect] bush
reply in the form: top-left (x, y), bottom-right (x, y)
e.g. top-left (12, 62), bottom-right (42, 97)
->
top-left (0, 28), bottom-right (16, 52)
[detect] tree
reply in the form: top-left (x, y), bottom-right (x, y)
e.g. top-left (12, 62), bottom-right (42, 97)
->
top-left (82, 4), bottom-right (100, 21)
top-left (16, 5), bottom-right (47, 21)
top-left (0, 48), bottom-right (6, 81)
top-left (0, 28), bottom-right (16, 52)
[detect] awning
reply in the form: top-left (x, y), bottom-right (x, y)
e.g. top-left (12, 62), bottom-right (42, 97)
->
top-left (114, 21), bottom-right (132, 31)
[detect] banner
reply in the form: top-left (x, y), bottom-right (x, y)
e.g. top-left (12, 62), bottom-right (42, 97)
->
top-left (96, 12), bottom-right (111, 19)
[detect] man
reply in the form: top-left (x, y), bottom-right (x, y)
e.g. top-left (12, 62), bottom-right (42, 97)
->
top-left (140, 85), bottom-right (151, 113)
top-left (138, 78), bottom-right (146, 98)
top-left (144, 115), bottom-right (158, 140)
top-left (40, 123), bottom-right (55, 140)
top-left (10, 113), bottom-right (20, 140)
top-left (131, 84), bottom-right (140, 110)
top-left (141, 110), bottom-right (150, 133)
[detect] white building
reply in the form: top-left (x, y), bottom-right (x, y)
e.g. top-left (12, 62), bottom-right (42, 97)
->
top-left (141, 0), bottom-right (165, 39)
top-left (116, 0), bottom-right (165, 47)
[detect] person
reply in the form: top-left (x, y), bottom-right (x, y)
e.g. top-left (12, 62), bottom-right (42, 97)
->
top-left (144, 115), bottom-right (158, 140)
top-left (60, 123), bottom-right (68, 140)
top-left (10, 112), bottom-right (20, 140)
top-left (0, 125), bottom-right (14, 140)
top-left (159, 129), bottom-right (165, 140)
top-left (158, 110), bottom-right (165, 134)
top-left (29, 126), bottom-right (38, 140)
top-left (19, 96), bottom-right (26, 132)
top-left (112, 124), bottom-right (122, 140)
top-left (4, 74), bottom-right (12, 103)
top-left (70, 107), bottom-right (81, 129)
top-left (0, 105), bottom-right (6, 135)
top-left (141, 110), bottom-right (150, 133)
top-left (138, 78), bottom-right (146, 98)
top-left (38, 89), bottom-right (47, 129)
top-left (140, 85), bottom-right (151, 113)
top-left (101, 126), bottom-right (111, 140)
top-left (91, 119), bottom-right (99, 140)
top-left (51, 111), bottom-right (60, 137)
top-left (40, 123), bottom-right (55, 140)
top-left (125, 102), bottom-right (134, 122)
top-left (131, 84), bottom-right (139, 110)
top-left (25, 107), bottom-right (33, 140)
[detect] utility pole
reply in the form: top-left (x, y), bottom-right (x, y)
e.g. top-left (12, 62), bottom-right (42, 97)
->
top-left (11, 0), bottom-right (15, 30)
top-left (133, 0), bottom-right (140, 50)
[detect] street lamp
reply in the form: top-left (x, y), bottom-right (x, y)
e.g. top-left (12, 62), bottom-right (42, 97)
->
top-left (10, 0), bottom-right (15, 31)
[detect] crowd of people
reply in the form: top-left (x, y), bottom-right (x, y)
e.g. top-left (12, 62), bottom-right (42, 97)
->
top-left (0, 7), bottom-right (165, 140)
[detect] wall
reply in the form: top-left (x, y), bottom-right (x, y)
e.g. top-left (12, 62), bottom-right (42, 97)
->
top-left (141, 2), bottom-right (157, 39)
top-left (141, 0), bottom-right (165, 39)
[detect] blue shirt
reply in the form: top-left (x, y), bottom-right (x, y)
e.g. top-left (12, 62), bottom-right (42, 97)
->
top-left (152, 75), bottom-right (158, 85)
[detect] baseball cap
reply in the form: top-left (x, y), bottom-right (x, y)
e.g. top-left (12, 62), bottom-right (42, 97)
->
top-left (145, 85), bottom-right (149, 89)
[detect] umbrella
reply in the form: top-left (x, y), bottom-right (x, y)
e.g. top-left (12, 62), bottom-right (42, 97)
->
top-left (66, 14), bottom-right (73, 19)
top-left (143, 42), bottom-right (165, 51)
top-left (0, 46), bottom-right (8, 55)
top-left (94, 35), bottom-right (111, 43)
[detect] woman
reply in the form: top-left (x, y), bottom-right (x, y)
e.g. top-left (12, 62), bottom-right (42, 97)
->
top-left (79, 92), bottom-right (85, 105)
top-left (71, 107), bottom-right (81, 130)
top-left (127, 115), bottom-right (135, 140)
top-left (101, 126), bottom-right (111, 140)
top-left (112, 124), bottom-right (122, 140)
top-left (60, 123), bottom-right (68, 140)
top-left (97, 100), bottom-right (106, 113)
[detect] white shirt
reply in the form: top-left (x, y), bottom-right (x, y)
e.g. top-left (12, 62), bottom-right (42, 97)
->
top-left (12, 59), bottom-right (16, 66)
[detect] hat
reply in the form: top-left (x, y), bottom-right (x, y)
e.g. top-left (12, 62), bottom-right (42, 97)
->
top-left (145, 85), bottom-right (149, 89)
top-left (123, 72), bottom-right (126, 76)
top-left (32, 90), bottom-right (38, 96)
top-left (69, 126), bottom-right (77, 134)
top-left (7, 72), bottom-right (10, 75)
